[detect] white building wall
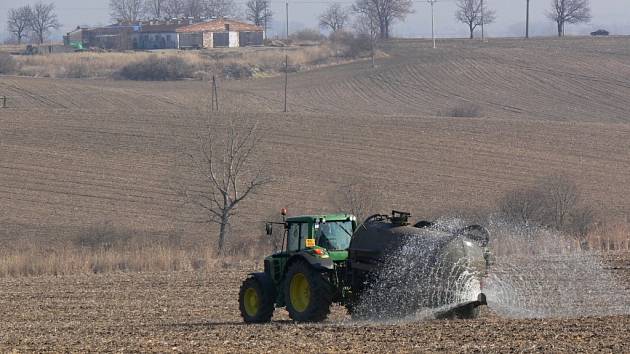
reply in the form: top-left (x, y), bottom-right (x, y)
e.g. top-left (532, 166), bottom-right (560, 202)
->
top-left (229, 31), bottom-right (239, 47)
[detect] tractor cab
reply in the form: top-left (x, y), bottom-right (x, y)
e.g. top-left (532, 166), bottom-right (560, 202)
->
top-left (263, 211), bottom-right (357, 284)
top-left (238, 209), bottom-right (357, 323)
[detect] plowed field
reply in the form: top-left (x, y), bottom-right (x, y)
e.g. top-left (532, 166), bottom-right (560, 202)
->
top-left (1, 252), bottom-right (629, 352)
top-left (2, 37), bottom-right (630, 243)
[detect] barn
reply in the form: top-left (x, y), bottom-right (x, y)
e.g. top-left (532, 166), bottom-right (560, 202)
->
top-left (132, 23), bottom-right (184, 50)
top-left (176, 19), bottom-right (264, 49)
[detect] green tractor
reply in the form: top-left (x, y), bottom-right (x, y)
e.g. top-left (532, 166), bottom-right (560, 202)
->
top-left (238, 209), bottom-right (490, 323)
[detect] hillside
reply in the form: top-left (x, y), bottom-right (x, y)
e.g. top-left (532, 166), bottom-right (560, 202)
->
top-left (1, 37), bottom-right (630, 249)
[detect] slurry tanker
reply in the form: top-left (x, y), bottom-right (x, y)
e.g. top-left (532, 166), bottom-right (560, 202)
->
top-left (239, 210), bottom-right (490, 322)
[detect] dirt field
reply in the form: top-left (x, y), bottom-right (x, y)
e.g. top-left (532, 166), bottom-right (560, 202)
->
top-left (1, 252), bottom-right (629, 352)
top-left (2, 37), bottom-right (630, 248)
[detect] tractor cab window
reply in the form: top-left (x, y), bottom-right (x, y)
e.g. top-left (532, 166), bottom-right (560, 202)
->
top-left (315, 221), bottom-right (353, 250)
top-left (287, 222), bottom-right (310, 252)
top-left (287, 223), bottom-right (300, 252)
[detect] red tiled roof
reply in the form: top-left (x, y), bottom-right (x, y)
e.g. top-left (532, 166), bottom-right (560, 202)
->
top-left (177, 19), bottom-right (263, 33)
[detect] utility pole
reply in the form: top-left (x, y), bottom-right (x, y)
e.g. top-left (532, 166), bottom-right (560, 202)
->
top-left (481, 0), bottom-right (486, 42)
top-left (284, 0), bottom-right (289, 112)
top-left (284, 55), bottom-right (288, 112)
top-left (211, 75), bottom-right (219, 112)
top-left (370, 15), bottom-right (375, 67)
top-left (525, 0), bottom-right (530, 39)
top-left (429, 0), bottom-right (436, 49)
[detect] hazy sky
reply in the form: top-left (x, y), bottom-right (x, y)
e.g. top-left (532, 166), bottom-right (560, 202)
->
top-left (1, 0), bottom-right (629, 41)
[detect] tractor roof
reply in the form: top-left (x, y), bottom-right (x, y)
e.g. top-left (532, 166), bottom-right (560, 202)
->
top-left (285, 213), bottom-right (355, 223)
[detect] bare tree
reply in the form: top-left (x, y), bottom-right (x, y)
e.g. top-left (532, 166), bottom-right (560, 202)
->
top-left (332, 178), bottom-right (384, 222)
top-left (183, 0), bottom-right (205, 17)
top-left (29, 2), bottom-right (60, 44)
top-left (498, 187), bottom-right (545, 226)
top-left (145, 0), bottom-right (165, 19)
top-left (7, 5), bottom-right (33, 44)
top-left (183, 117), bottom-right (272, 254)
top-left (498, 174), bottom-right (596, 242)
top-left (245, 0), bottom-right (272, 28)
top-left (455, 0), bottom-right (496, 39)
top-left (352, 0), bottom-right (413, 39)
top-left (547, 0), bottom-right (591, 37)
top-left (164, 0), bottom-right (185, 18)
top-left (110, 0), bottom-right (145, 22)
top-left (537, 175), bottom-right (579, 230)
top-left (319, 3), bottom-right (350, 33)
top-left (204, 0), bottom-right (237, 19)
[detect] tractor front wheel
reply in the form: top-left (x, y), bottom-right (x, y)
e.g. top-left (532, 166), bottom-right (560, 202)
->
top-left (284, 261), bottom-right (332, 322)
top-left (238, 276), bottom-right (275, 323)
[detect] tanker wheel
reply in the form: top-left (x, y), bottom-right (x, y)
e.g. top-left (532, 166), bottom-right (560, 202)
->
top-left (284, 261), bottom-right (332, 322)
top-left (238, 276), bottom-right (275, 323)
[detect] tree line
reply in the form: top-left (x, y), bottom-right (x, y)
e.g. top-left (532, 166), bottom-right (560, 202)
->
top-left (7, 2), bottom-right (60, 44)
top-left (6, 0), bottom-right (593, 45)
top-left (319, 0), bottom-right (591, 39)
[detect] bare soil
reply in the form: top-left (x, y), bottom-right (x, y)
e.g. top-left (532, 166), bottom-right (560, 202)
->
top-left (2, 38), bottom-right (630, 247)
top-left (1, 256), bottom-right (629, 353)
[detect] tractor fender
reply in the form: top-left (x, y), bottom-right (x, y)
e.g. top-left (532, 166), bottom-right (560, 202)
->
top-left (287, 253), bottom-right (334, 272)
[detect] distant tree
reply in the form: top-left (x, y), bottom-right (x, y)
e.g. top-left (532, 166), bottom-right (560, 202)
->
top-left (109, 0), bottom-right (144, 22)
top-left (145, 0), bottom-right (165, 19)
top-left (164, 0), bottom-right (185, 18)
top-left (352, 0), bottom-right (413, 39)
top-left (547, 0), bottom-right (591, 37)
top-left (455, 0), bottom-right (496, 39)
top-left (245, 0), bottom-right (272, 28)
top-left (183, 0), bottom-right (205, 17)
top-left (29, 2), bottom-right (60, 44)
top-left (7, 5), bottom-right (33, 44)
top-left (332, 178), bottom-right (384, 222)
top-left (498, 174), bottom-right (597, 244)
top-left (182, 117), bottom-right (272, 254)
top-left (498, 186), bottom-right (545, 226)
top-left (203, 0), bottom-right (238, 19)
top-left (319, 3), bottom-right (350, 33)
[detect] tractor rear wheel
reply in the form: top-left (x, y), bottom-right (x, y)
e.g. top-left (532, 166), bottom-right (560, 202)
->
top-left (239, 276), bottom-right (275, 323)
top-left (284, 261), bottom-right (332, 322)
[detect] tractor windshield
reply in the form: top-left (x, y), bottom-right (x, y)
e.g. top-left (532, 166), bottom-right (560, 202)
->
top-left (315, 221), bottom-right (353, 250)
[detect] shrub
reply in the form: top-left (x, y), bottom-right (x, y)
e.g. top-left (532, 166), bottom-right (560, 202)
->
top-left (74, 221), bottom-right (132, 250)
top-left (222, 63), bottom-right (253, 79)
top-left (291, 28), bottom-right (324, 42)
top-left (116, 55), bottom-right (195, 80)
top-left (0, 53), bottom-right (17, 74)
top-left (330, 31), bottom-right (371, 58)
top-left (497, 174), bottom-right (598, 242)
top-left (439, 103), bottom-right (482, 117)
top-left (63, 62), bottom-right (90, 78)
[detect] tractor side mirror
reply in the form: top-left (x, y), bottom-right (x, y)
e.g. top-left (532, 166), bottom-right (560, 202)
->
top-left (265, 223), bottom-right (273, 236)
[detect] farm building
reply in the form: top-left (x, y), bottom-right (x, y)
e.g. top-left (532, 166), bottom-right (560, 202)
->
top-left (64, 24), bottom-right (139, 50)
top-left (176, 19), bottom-right (264, 49)
top-left (131, 24), bottom-right (185, 49)
top-left (64, 19), bottom-right (263, 51)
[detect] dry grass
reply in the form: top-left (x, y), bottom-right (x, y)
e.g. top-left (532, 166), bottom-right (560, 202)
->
top-left (0, 242), bottom-right (264, 278)
top-left (587, 222), bottom-right (630, 251)
top-left (8, 44), bottom-right (347, 80)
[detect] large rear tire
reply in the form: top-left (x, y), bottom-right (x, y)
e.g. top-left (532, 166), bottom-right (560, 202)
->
top-left (284, 261), bottom-right (332, 322)
top-left (239, 276), bottom-right (275, 323)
